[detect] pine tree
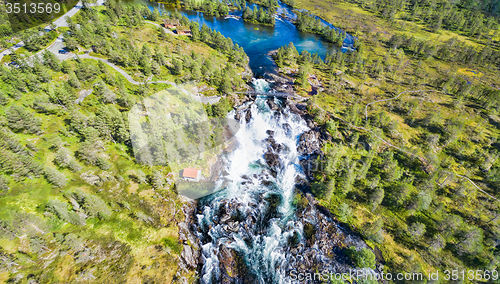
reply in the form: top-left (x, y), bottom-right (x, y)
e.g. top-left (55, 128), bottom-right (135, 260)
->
top-left (370, 187), bottom-right (384, 211)
top-left (172, 58), bottom-right (183, 75)
top-left (6, 106), bottom-right (42, 134)
top-left (44, 167), bottom-right (67, 188)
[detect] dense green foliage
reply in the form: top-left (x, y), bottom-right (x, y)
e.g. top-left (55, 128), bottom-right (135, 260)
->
top-left (242, 5), bottom-right (276, 25)
top-left (347, 246), bottom-right (377, 269)
top-left (295, 12), bottom-right (346, 46)
top-left (184, 0), bottom-right (230, 17)
top-left (273, 0), bottom-right (500, 279)
top-left (0, 3), bottom-right (244, 282)
top-left (351, 0), bottom-right (499, 36)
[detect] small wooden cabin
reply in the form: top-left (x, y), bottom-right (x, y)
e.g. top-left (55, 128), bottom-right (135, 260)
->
top-left (163, 19), bottom-right (180, 29)
top-left (175, 26), bottom-right (192, 36)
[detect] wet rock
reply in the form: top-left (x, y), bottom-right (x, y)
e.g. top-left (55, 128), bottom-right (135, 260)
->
top-left (220, 214), bottom-right (231, 223)
top-left (245, 109), bottom-right (252, 123)
top-left (282, 123), bottom-right (291, 134)
top-left (297, 130), bottom-right (321, 155)
top-left (306, 119), bottom-right (316, 129)
top-left (227, 221), bottom-right (239, 232)
top-left (266, 137), bottom-right (284, 153)
top-left (296, 104), bottom-right (307, 111)
top-left (287, 103), bottom-right (305, 115)
top-left (267, 99), bottom-right (279, 111)
top-left (218, 244), bottom-right (238, 283)
top-left (261, 180), bottom-right (274, 187)
top-left (264, 152), bottom-right (280, 168)
top-left (320, 129), bottom-right (333, 143)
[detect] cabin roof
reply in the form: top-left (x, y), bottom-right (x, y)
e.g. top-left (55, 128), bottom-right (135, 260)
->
top-left (176, 26), bottom-right (191, 32)
top-left (163, 19), bottom-right (180, 26)
top-left (182, 168), bottom-right (200, 178)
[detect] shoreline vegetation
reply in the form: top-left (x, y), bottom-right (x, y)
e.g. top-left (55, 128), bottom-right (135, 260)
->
top-left (0, 0), bottom-right (499, 282)
top-left (266, 0), bottom-right (500, 281)
top-left (0, 1), bottom-right (250, 282)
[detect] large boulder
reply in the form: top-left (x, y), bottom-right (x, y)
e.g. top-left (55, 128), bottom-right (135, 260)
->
top-left (267, 99), bottom-right (279, 111)
top-left (297, 130), bottom-right (321, 155)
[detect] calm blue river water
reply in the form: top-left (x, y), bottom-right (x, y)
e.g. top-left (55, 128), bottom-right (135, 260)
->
top-left (141, 0), bottom-right (355, 76)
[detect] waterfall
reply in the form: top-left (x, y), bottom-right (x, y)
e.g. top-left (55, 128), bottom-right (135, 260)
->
top-left (252, 78), bottom-right (271, 93)
top-left (192, 82), bottom-right (375, 283)
top-left (196, 95), bottom-right (310, 283)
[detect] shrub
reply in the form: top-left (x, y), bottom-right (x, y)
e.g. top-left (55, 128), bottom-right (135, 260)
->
top-left (46, 199), bottom-right (85, 225)
top-left (6, 106), bottom-right (42, 134)
top-left (44, 167), bottom-right (67, 188)
top-left (347, 246), bottom-right (376, 269)
top-left (73, 190), bottom-right (112, 220)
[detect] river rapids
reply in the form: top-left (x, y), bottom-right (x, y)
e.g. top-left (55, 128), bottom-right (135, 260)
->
top-left (189, 79), bottom-right (373, 283)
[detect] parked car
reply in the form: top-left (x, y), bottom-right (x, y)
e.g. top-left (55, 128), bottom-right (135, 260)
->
top-left (58, 49), bottom-right (68, 54)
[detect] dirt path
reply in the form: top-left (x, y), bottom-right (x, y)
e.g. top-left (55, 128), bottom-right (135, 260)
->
top-left (79, 54), bottom-right (221, 104)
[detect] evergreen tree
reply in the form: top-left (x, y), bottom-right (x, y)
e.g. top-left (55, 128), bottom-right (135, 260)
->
top-left (44, 167), bottom-right (67, 188)
top-left (369, 187), bottom-right (384, 212)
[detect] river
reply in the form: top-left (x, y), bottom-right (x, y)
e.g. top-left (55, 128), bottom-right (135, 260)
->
top-left (139, 0), bottom-right (355, 76)
top-left (196, 81), bottom-right (311, 283)
top-left (127, 1), bottom-right (365, 282)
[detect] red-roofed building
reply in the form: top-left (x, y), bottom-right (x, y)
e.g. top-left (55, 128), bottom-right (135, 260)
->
top-left (181, 168), bottom-right (202, 182)
top-left (175, 26), bottom-right (192, 36)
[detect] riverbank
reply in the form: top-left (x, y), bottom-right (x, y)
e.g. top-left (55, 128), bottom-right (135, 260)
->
top-left (181, 94), bottom-right (382, 282)
top-left (143, 0), bottom-right (351, 76)
top-left (265, 0), bottom-right (500, 279)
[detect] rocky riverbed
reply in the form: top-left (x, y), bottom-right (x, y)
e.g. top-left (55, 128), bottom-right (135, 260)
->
top-left (175, 94), bottom-right (380, 283)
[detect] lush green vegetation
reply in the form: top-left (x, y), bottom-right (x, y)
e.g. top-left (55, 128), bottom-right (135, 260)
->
top-left (242, 5), bottom-right (276, 26)
top-left (295, 12), bottom-right (346, 46)
top-left (273, 0), bottom-right (500, 280)
top-left (183, 0), bottom-right (231, 17)
top-left (0, 2), bottom-right (245, 282)
top-left (350, 0), bottom-right (499, 39)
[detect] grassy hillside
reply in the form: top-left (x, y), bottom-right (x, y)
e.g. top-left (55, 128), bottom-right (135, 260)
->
top-left (274, 0), bottom-right (500, 281)
top-left (0, 3), bottom-right (246, 283)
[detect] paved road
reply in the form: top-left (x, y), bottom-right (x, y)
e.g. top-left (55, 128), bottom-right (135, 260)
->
top-left (2, 1), bottom-right (220, 105)
top-left (45, 36), bottom-right (73, 61)
top-left (0, 0), bottom-right (105, 61)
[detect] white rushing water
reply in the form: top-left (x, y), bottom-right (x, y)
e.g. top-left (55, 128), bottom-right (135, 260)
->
top-left (252, 78), bottom-right (272, 93)
top-left (197, 79), bottom-right (311, 283)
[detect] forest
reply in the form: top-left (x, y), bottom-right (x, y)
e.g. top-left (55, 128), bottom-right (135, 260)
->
top-left (0, 2), bottom-right (245, 282)
top-left (1, 0), bottom-right (500, 281)
top-left (295, 11), bottom-right (346, 46)
top-left (271, 0), bottom-right (500, 277)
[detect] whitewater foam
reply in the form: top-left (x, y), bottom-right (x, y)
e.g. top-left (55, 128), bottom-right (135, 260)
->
top-left (196, 93), bottom-right (311, 283)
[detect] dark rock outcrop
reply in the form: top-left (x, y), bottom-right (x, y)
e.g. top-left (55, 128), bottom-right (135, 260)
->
top-left (267, 99), bottom-right (279, 111)
top-left (177, 199), bottom-right (200, 271)
top-left (297, 130), bottom-right (321, 155)
top-left (245, 109), bottom-right (252, 123)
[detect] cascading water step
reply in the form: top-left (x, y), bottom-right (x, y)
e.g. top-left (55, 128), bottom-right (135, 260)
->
top-left (192, 89), bottom-right (378, 284)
